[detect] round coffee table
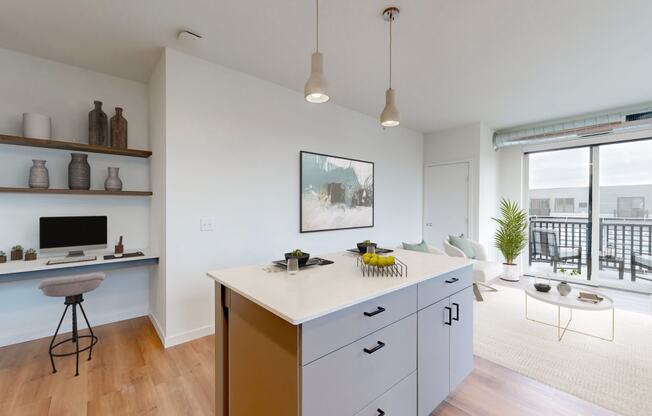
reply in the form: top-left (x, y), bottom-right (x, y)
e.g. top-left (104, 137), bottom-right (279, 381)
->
top-left (524, 285), bottom-right (614, 342)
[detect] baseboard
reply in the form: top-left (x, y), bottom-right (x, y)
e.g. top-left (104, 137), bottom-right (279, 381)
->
top-left (148, 313), bottom-right (166, 347)
top-left (164, 324), bottom-right (215, 348)
top-left (0, 305), bottom-right (148, 348)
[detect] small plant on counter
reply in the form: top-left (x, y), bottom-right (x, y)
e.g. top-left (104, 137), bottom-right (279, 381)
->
top-left (24, 248), bottom-right (37, 261)
top-left (11, 245), bottom-right (24, 261)
top-left (357, 240), bottom-right (378, 253)
top-left (0, 251), bottom-right (6, 264)
top-left (290, 249), bottom-right (304, 257)
top-left (284, 249), bottom-right (311, 266)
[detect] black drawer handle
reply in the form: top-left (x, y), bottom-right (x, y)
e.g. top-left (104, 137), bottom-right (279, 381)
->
top-left (452, 302), bottom-right (459, 321)
top-left (445, 277), bottom-right (459, 284)
top-left (377, 409), bottom-right (385, 416)
top-left (444, 306), bottom-right (452, 326)
top-left (364, 341), bottom-right (386, 354)
top-left (364, 306), bottom-right (386, 317)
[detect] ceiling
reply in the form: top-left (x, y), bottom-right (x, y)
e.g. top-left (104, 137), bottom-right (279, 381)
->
top-left (2, 0), bottom-right (652, 133)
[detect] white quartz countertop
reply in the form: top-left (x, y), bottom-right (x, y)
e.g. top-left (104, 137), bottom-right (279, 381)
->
top-left (207, 249), bottom-right (472, 325)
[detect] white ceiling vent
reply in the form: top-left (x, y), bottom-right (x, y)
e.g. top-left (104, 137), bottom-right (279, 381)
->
top-left (493, 103), bottom-right (652, 149)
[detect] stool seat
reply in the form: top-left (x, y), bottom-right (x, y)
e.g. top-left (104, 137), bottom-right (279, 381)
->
top-left (38, 272), bottom-right (105, 297)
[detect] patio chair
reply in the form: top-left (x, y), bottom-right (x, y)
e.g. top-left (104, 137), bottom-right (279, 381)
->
top-left (630, 253), bottom-right (652, 282)
top-left (530, 228), bottom-right (582, 274)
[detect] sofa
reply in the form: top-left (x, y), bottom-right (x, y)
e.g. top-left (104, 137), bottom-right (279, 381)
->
top-left (442, 239), bottom-right (502, 301)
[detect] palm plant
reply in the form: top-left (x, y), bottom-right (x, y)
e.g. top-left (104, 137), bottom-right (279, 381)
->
top-left (492, 198), bottom-right (528, 265)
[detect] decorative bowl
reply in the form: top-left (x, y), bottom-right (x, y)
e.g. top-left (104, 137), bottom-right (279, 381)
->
top-left (534, 283), bottom-right (551, 293)
top-left (284, 252), bottom-right (310, 266)
top-left (357, 242), bottom-right (377, 253)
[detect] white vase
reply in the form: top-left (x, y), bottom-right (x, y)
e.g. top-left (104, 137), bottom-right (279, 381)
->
top-left (500, 263), bottom-right (520, 282)
top-left (22, 113), bottom-right (52, 139)
top-left (104, 167), bottom-right (123, 191)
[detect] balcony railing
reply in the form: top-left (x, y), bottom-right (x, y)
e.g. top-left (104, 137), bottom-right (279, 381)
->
top-left (529, 216), bottom-right (652, 275)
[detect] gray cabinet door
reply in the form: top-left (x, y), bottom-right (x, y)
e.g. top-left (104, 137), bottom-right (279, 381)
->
top-left (417, 297), bottom-right (451, 416)
top-left (449, 286), bottom-right (473, 391)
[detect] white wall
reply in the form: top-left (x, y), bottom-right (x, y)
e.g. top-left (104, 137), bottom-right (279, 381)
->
top-left (423, 123), bottom-right (499, 260)
top-left (0, 48), bottom-right (152, 346)
top-left (160, 48), bottom-right (424, 346)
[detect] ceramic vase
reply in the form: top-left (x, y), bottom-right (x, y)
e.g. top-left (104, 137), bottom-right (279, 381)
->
top-left (22, 113), bottom-right (52, 139)
top-left (28, 159), bottom-right (50, 189)
top-left (68, 153), bottom-right (91, 190)
top-left (110, 107), bottom-right (128, 149)
top-left (500, 263), bottom-right (520, 282)
top-left (104, 167), bottom-right (123, 191)
top-left (557, 281), bottom-right (572, 296)
top-left (89, 101), bottom-right (109, 146)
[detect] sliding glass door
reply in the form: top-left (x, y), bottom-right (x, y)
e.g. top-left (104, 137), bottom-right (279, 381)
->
top-left (527, 147), bottom-right (591, 283)
top-left (526, 139), bottom-right (652, 292)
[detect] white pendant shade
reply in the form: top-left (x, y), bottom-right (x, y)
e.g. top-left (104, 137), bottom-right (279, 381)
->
top-left (380, 88), bottom-right (400, 127)
top-left (304, 52), bottom-right (329, 103)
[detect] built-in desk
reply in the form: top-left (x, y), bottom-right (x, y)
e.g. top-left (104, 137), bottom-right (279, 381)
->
top-left (0, 249), bottom-right (159, 281)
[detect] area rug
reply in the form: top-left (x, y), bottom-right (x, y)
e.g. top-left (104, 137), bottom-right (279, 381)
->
top-left (474, 286), bottom-right (652, 416)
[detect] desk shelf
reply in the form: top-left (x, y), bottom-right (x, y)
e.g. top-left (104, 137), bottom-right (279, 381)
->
top-left (0, 187), bottom-right (152, 197)
top-left (0, 134), bottom-right (152, 158)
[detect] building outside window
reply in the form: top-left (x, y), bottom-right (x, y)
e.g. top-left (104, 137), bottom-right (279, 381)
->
top-left (554, 198), bottom-right (575, 213)
top-left (530, 198), bottom-right (550, 216)
top-left (616, 196), bottom-right (645, 218)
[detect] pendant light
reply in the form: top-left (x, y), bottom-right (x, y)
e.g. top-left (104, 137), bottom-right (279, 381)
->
top-left (380, 7), bottom-right (400, 127)
top-left (304, 0), bottom-right (329, 103)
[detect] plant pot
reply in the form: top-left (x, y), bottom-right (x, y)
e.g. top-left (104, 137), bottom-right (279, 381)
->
top-left (22, 113), bottom-right (52, 139)
top-left (285, 252), bottom-right (310, 266)
top-left (0, 255), bottom-right (6, 264)
top-left (25, 253), bottom-right (37, 261)
top-left (357, 242), bottom-right (377, 253)
top-left (11, 250), bottom-right (23, 261)
top-left (500, 263), bottom-right (520, 282)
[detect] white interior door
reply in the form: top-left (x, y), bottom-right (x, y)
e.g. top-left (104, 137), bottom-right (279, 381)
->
top-left (424, 162), bottom-right (470, 249)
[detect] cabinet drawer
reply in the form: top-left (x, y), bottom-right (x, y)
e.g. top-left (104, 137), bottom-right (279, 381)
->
top-left (354, 372), bottom-right (416, 416)
top-left (301, 285), bottom-right (417, 365)
top-left (418, 266), bottom-right (472, 310)
top-left (302, 314), bottom-right (417, 416)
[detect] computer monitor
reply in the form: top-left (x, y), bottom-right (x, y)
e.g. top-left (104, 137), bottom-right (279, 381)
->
top-left (40, 216), bottom-right (107, 256)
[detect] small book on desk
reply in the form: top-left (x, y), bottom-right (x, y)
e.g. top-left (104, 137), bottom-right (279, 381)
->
top-left (104, 251), bottom-right (145, 260)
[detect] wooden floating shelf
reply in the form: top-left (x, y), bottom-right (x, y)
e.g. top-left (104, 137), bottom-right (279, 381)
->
top-left (0, 134), bottom-right (152, 158)
top-left (0, 187), bottom-right (152, 197)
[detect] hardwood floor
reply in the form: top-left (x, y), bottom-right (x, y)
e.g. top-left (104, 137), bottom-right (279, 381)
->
top-left (0, 316), bottom-right (616, 416)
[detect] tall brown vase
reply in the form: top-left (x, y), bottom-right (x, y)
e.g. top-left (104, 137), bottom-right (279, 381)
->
top-left (89, 100), bottom-right (109, 146)
top-left (110, 107), bottom-right (128, 149)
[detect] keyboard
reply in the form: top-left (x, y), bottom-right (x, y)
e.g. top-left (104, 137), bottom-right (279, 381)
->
top-left (46, 255), bottom-right (97, 265)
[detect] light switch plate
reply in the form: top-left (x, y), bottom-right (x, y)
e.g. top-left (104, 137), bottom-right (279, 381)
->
top-left (200, 217), bottom-right (214, 232)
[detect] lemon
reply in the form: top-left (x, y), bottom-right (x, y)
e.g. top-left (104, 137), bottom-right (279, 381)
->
top-left (387, 256), bottom-right (395, 266)
top-left (362, 253), bottom-right (372, 264)
top-left (378, 257), bottom-right (388, 267)
top-left (369, 257), bottom-right (379, 266)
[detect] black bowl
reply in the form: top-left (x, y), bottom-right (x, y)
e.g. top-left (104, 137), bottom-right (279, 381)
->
top-left (285, 252), bottom-right (310, 266)
top-left (357, 242), bottom-right (377, 253)
top-left (534, 283), bottom-right (551, 293)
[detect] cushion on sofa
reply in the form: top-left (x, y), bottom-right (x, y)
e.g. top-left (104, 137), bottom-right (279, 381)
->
top-left (402, 240), bottom-right (430, 253)
top-left (449, 235), bottom-right (475, 259)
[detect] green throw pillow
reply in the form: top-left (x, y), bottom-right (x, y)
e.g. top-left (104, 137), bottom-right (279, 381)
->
top-left (449, 235), bottom-right (475, 259)
top-left (402, 240), bottom-right (430, 253)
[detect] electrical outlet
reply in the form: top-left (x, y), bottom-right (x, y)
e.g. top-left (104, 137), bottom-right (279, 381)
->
top-left (200, 217), bottom-right (214, 232)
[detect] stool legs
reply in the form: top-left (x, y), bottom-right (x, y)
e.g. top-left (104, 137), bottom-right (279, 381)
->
top-left (72, 304), bottom-right (80, 376)
top-left (78, 303), bottom-right (95, 361)
top-left (48, 304), bottom-right (70, 374)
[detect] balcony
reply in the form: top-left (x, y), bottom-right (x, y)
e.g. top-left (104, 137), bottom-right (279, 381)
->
top-left (528, 216), bottom-right (652, 282)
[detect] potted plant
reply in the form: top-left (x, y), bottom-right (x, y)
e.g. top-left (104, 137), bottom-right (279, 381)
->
top-left (0, 251), bottom-right (6, 264)
top-left (11, 245), bottom-right (24, 261)
top-left (285, 249), bottom-right (310, 266)
top-left (493, 198), bottom-right (528, 282)
top-left (24, 248), bottom-right (37, 261)
top-left (357, 240), bottom-right (377, 253)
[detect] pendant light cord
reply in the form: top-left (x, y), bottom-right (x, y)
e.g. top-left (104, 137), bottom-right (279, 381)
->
top-left (389, 14), bottom-right (393, 89)
top-left (316, 0), bottom-right (320, 52)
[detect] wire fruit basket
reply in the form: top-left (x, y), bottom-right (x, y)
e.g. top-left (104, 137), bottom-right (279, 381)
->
top-left (356, 255), bottom-right (408, 277)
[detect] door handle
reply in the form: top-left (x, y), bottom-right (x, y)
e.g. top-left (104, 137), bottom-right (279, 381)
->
top-left (445, 277), bottom-right (459, 284)
top-left (364, 306), bottom-right (386, 317)
top-left (377, 409), bottom-right (386, 416)
top-left (452, 302), bottom-right (459, 321)
top-left (444, 306), bottom-right (452, 326)
top-left (364, 341), bottom-right (386, 354)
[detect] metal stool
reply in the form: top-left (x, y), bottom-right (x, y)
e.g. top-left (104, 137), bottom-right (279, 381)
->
top-left (38, 272), bottom-right (105, 376)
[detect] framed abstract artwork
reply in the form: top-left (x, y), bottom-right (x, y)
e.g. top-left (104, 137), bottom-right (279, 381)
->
top-left (300, 151), bottom-right (374, 233)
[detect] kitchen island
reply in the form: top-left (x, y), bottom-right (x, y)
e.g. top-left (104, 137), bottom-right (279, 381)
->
top-left (207, 248), bottom-right (473, 416)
